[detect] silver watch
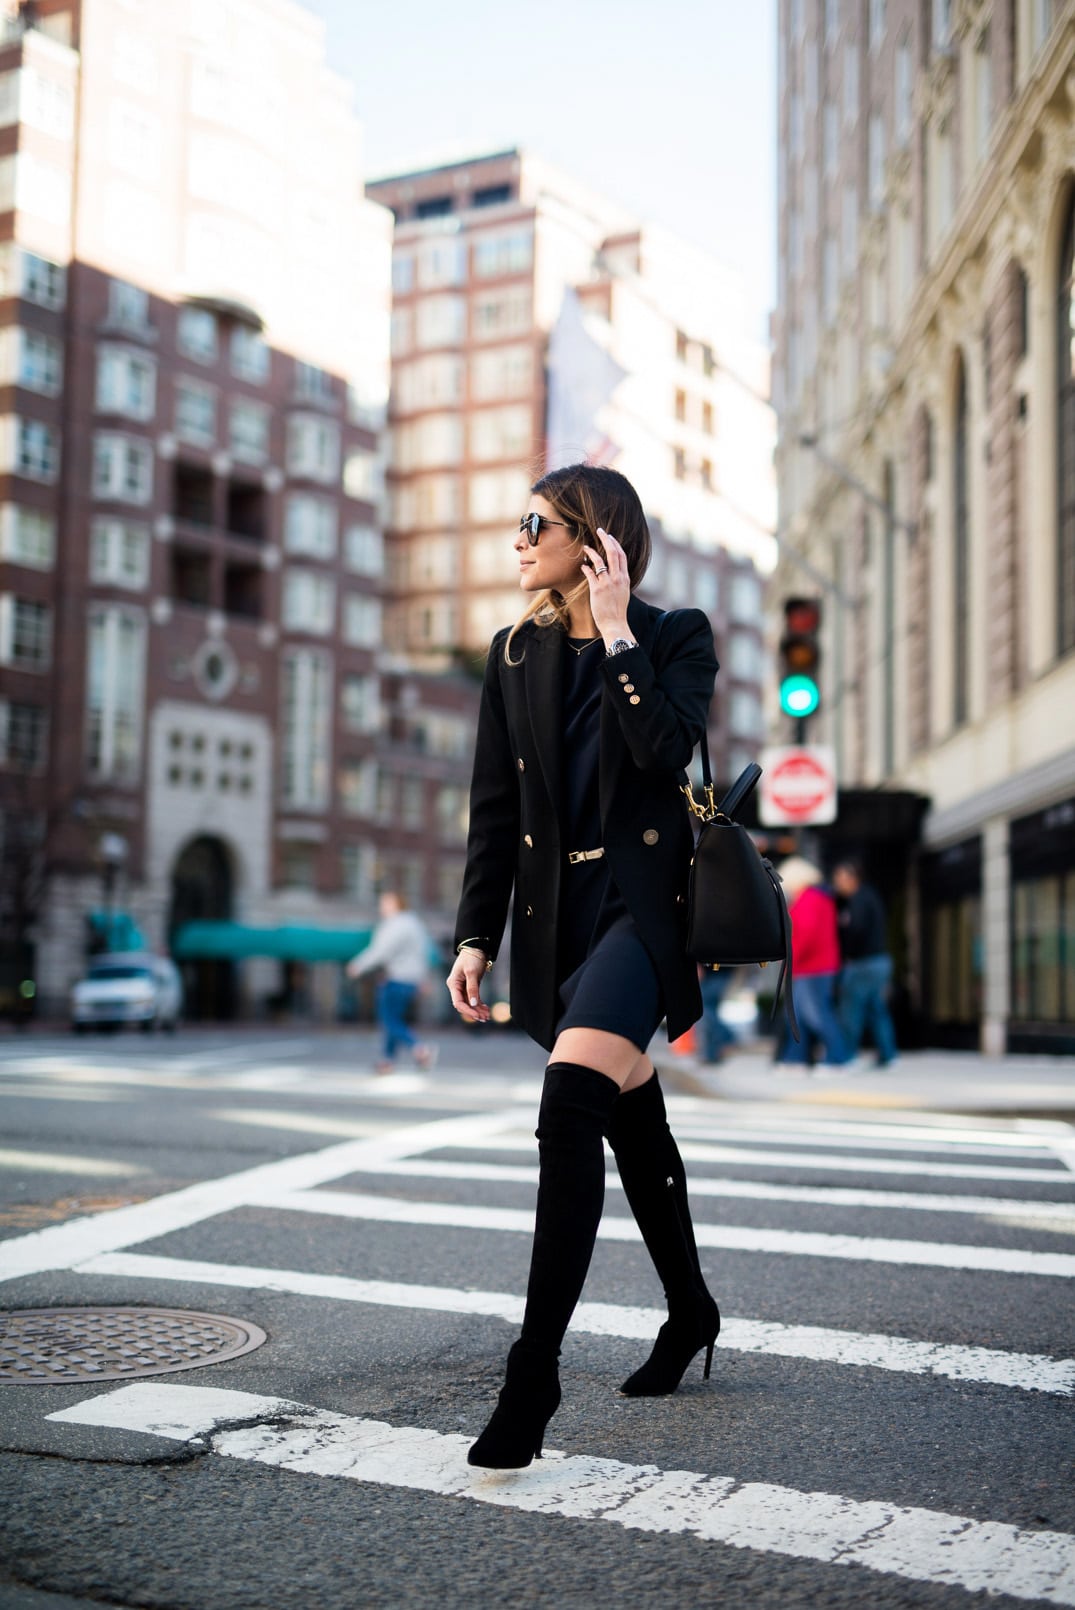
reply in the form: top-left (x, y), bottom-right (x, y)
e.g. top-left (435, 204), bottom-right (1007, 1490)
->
top-left (605, 637), bottom-right (637, 658)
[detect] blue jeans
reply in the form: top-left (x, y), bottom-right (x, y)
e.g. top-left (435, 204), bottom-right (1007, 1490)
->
top-left (839, 955), bottom-right (897, 1063)
top-left (376, 979), bottom-right (418, 1060)
top-left (782, 972), bottom-right (851, 1065)
top-left (699, 967), bottom-right (735, 1062)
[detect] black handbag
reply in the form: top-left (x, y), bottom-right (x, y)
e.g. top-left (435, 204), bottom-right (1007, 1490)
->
top-left (680, 744), bottom-right (799, 1041)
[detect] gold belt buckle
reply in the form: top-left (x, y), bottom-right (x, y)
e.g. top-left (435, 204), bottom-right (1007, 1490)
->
top-left (568, 847), bottom-right (604, 864)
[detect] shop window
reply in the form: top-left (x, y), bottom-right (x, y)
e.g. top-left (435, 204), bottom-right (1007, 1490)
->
top-left (1057, 189), bottom-right (1075, 655)
top-left (953, 355), bottom-right (969, 725)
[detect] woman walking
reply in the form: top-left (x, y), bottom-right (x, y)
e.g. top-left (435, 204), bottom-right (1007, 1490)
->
top-left (446, 463), bottom-right (720, 1469)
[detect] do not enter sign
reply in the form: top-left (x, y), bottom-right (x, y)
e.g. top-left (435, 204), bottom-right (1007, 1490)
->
top-left (759, 745), bottom-right (838, 826)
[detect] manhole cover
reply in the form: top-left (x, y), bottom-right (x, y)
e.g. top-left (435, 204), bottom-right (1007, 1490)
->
top-left (0, 1307), bottom-right (267, 1383)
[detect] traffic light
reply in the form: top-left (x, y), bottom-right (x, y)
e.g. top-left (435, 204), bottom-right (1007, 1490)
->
top-left (779, 597), bottom-right (821, 720)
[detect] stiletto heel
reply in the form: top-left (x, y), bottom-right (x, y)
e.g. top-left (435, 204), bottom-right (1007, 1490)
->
top-left (467, 1339), bottom-right (561, 1470)
top-left (618, 1291), bottom-right (721, 1397)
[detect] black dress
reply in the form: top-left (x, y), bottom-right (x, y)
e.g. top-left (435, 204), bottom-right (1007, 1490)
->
top-left (554, 636), bottom-right (665, 1052)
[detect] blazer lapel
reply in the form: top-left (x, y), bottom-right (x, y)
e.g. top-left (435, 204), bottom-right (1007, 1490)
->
top-left (523, 622), bottom-right (563, 819)
top-left (599, 596), bottom-right (660, 828)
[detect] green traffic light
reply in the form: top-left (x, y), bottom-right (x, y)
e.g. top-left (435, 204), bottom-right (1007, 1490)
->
top-left (780, 674), bottom-right (820, 718)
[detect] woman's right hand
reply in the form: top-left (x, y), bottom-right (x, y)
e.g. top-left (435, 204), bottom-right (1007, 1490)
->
top-left (446, 949), bottom-right (492, 1024)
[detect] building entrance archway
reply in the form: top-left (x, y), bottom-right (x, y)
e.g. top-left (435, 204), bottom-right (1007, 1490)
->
top-left (168, 835), bottom-right (237, 1020)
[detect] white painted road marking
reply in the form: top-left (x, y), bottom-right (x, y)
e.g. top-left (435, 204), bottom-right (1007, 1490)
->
top-left (48, 1384), bottom-right (1075, 1605)
top-left (459, 1130), bottom-right (1075, 1184)
top-left (80, 1252), bottom-right (1075, 1395)
top-left (252, 1186), bottom-right (1075, 1278)
top-left (0, 1147), bottom-right (145, 1177)
top-left (0, 1110), bottom-right (523, 1283)
top-left (326, 1154), bottom-right (1075, 1224)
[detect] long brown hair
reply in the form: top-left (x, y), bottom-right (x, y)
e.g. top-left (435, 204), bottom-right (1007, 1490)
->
top-left (504, 463), bottom-right (652, 664)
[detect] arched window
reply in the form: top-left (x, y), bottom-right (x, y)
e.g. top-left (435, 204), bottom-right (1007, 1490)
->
top-left (1058, 188), bottom-right (1075, 655)
top-left (953, 356), bottom-right (969, 725)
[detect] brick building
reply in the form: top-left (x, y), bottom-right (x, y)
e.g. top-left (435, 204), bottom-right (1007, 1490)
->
top-left (0, 0), bottom-right (476, 1022)
top-left (773, 0), bottom-right (1075, 1051)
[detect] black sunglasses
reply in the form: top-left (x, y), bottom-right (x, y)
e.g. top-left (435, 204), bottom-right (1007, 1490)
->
top-left (519, 513), bottom-right (572, 546)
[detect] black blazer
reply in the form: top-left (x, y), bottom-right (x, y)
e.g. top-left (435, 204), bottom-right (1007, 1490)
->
top-left (454, 595), bottom-right (719, 1051)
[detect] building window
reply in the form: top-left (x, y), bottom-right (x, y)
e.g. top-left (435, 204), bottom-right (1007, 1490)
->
top-left (392, 252), bottom-right (414, 295)
top-left (282, 569), bottom-right (335, 634)
top-left (230, 324), bottom-right (270, 383)
top-left (824, 0), bottom-right (839, 45)
top-left (395, 353), bottom-right (465, 412)
top-left (0, 595), bottom-right (51, 668)
top-left (286, 414), bottom-right (340, 482)
top-left (895, 37), bottom-right (913, 146)
top-left (9, 418), bottom-right (59, 482)
top-left (21, 251), bottom-right (65, 309)
top-left (107, 279), bottom-right (150, 334)
top-left (342, 593), bottom-right (381, 648)
top-left (229, 399), bottom-right (269, 463)
top-left (823, 102), bottom-right (839, 177)
top-left (284, 494), bottom-right (337, 558)
top-left (0, 699), bottom-right (48, 770)
top-left (344, 524), bottom-right (382, 576)
top-left (868, 115), bottom-right (886, 211)
top-left (469, 405), bottom-right (531, 462)
top-left (869, 0), bottom-right (885, 50)
top-left (468, 467), bottom-right (530, 522)
top-left (472, 228), bottom-right (533, 278)
top-left (341, 841), bottom-right (377, 902)
top-left (400, 776), bottom-right (425, 831)
top-left (1058, 191), bottom-right (1075, 656)
top-left (436, 784), bottom-right (468, 844)
top-left (177, 306), bottom-right (217, 363)
top-left (93, 433), bottom-right (153, 503)
top-left (96, 347), bottom-right (156, 419)
top-left (933, 0), bottom-right (952, 50)
top-left (344, 450), bottom-right (383, 504)
top-left (90, 519), bottom-right (150, 588)
top-left (415, 195), bottom-right (453, 219)
top-left (85, 606), bottom-right (144, 781)
top-left (281, 649), bottom-right (331, 810)
top-left (953, 356), bottom-right (970, 725)
top-left (16, 330), bottom-right (62, 394)
top-left (294, 360), bottom-right (335, 404)
top-left (341, 673), bottom-right (380, 734)
top-left (279, 844), bottom-right (318, 891)
top-left (175, 380), bottom-right (216, 445)
top-left (973, 27), bottom-right (992, 164)
top-left (417, 236), bottom-right (467, 288)
top-left (843, 43), bottom-right (859, 125)
top-left (0, 505), bottom-right (55, 569)
top-left (415, 294), bottom-right (467, 349)
top-left (469, 347), bottom-right (531, 409)
top-left (470, 287), bottom-right (531, 341)
top-left (339, 757), bottom-right (376, 817)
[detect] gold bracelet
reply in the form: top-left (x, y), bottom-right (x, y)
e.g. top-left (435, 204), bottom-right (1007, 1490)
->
top-left (456, 941), bottom-right (493, 974)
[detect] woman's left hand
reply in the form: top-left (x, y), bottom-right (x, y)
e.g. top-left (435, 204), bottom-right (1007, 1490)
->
top-left (582, 526), bottom-right (632, 641)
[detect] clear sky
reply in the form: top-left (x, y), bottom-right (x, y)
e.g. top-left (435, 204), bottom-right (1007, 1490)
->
top-left (301, 0), bottom-right (777, 340)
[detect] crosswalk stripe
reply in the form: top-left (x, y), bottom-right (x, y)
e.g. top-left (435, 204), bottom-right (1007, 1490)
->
top-left (330, 1156), bottom-right (1075, 1223)
top-left (459, 1132), bottom-right (1072, 1183)
top-left (48, 1384), bottom-right (1075, 1605)
top-left (77, 1252), bottom-right (1075, 1395)
top-left (251, 1187), bottom-right (1075, 1277)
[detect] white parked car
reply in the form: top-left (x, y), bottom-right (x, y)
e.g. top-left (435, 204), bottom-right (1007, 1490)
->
top-left (71, 953), bottom-right (183, 1033)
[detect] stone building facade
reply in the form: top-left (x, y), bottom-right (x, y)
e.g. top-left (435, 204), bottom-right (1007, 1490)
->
top-left (774, 0), bottom-right (1075, 1050)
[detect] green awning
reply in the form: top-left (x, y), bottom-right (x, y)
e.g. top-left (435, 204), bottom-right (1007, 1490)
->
top-left (172, 921), bottom-right (373, 964)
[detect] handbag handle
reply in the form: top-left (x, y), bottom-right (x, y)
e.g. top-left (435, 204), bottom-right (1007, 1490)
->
top-left (679, 736), bottom-right (762, 826)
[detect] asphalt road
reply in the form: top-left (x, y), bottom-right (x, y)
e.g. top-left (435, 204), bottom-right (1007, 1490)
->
top-left (0, 1029), bottom-right (1073, 1610)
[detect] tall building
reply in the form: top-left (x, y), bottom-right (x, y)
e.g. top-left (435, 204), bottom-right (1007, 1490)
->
top-left (0, 0), bottom-right (475, 1022)
top-left (368, 151), bottom-right (774, 780)
top-left (773, 0), bottom-right (1075, 1052)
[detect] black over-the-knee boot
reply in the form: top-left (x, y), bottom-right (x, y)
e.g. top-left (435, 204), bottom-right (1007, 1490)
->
top-left (467, 1062), bottom-right (619, 1469)
top-left (604, 1071), bottom-right (720, 1396)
